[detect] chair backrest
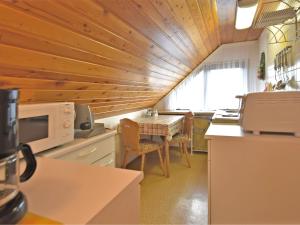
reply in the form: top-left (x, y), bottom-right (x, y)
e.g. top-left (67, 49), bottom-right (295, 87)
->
top-left (183, 112), bottom-right (193, 139)
top-left (120, 118), bottom-right (140, 152)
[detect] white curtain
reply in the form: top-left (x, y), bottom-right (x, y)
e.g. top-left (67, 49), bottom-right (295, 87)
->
top-left (203, 59), bottom-right (248, 110)
top-left (167, 67), bottom-right (205, 111)
top-left (165, 59), bottom-right (249, 111)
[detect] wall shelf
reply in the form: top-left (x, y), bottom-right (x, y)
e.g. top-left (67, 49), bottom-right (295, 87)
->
top-left (253, 0), bottom-right (300, 44)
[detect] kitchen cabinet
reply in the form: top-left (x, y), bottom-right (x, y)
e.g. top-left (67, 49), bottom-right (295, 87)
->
top-left (205, 124), bottom-right (300, 224)
top-left (39, 129), bottom-right (117, 167)
top-left (192, 112), bottom-right (213, 152)
top-left (21, 157), bottom-right (143, 224)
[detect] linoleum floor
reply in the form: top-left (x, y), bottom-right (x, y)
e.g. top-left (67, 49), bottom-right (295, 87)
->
top-left (127, 149), bottom-right (208, 224)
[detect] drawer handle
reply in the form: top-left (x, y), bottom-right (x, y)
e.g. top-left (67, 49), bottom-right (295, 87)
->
top-left (77, 147), bottom-right (97, 158)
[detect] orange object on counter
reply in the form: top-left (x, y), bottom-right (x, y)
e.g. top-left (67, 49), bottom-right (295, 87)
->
top-left (18, 212), bottom-right (62, 224)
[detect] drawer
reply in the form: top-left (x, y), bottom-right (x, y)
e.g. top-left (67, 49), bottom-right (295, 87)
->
top-left (57, 137), bottom-right (115, 165)
top-left (92, 152), bottom-right (115, 167)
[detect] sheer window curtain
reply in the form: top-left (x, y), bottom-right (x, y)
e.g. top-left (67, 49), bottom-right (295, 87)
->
top-left (167, 67), bottom-right (205, 111)
top-left (165, 59), bottom-right (249, 111)
top-left (203, 60), bottom-right (248, 110)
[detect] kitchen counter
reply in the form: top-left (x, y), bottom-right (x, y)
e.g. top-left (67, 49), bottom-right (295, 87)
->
top-left (205, 124), bottom-right (300, 224)
top-left (21, 157), bottom-right (143, 224)
top-left (205, 124), bottom-right (244, 139)
top-left (211, 110), bottom-right (239, 124)
top-left (205, 124), bottom-right (299, 141)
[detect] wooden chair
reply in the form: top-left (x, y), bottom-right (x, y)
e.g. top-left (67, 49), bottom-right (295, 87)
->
top-left (169, 112), bottom-right (193, 168)
top-left (120, 118), bottom-right (165, 175)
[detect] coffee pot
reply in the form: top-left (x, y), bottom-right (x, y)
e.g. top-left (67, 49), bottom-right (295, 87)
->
top-left (0, 89), bottom-right (37, 224)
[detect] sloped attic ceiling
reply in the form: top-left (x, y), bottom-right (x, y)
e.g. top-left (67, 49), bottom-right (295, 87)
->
top-left (0, 0), bottom-right (263, 118)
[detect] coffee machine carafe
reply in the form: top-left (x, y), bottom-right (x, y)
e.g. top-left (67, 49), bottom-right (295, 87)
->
top-left (0, 89), bottom-right (37, 224)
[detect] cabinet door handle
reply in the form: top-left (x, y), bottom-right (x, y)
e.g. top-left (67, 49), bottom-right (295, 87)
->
top-left (77, 147), bottom-right (97, 158)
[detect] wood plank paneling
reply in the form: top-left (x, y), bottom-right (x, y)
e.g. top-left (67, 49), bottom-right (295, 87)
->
top-left (216, 0), bottom-right (263, 44)
top-left (0, 0), bottom-right (263, 118)
top-left (0, 76), bottom-right (166, 92)
top-left (19, 90), bottom-right (161, 103)
top-left (186, 0), bottom-right (214, 53)
top-left (198, 0), bottom-right (221, 49)
top-left (166, 0), bottom-right (208, 60)
top-left (0, 44), bottom-right (178, 85)
top-left (132, 0), bottom-right (198, 63)
top-left (217, 0), bottom-right (236, 43)
top-left (97, 0), bottom-right (195, 68)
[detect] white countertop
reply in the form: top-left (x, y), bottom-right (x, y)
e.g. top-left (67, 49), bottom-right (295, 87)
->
top-left (205, 124), bottom-right (244, 138)
top-left (21, 157), bottom-right (143, 224)
top-left (205, 124), bottom-right (300, 141)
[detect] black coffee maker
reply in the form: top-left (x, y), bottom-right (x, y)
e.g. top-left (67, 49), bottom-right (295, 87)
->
top-left (0, 89), bottom-right (37, 224)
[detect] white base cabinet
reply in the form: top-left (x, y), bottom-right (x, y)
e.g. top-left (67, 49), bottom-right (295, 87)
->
top-left (206, 124), bottom-right (300, 224)
top-left (39, 130), bottom-right (117, 167)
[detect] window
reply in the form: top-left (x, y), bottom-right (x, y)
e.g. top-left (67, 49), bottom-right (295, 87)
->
top-left (162, 59), bottom-right (249, 111)
top-left (204, 67), bottom-right (247, 110)
top-left (168, 71), bottom-right (205, 111)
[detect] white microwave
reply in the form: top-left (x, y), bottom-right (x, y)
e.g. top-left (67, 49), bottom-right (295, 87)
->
top-left (19, 102), bottom-right (75, 154)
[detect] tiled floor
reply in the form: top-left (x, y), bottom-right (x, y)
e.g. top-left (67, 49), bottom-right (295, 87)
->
top-left (127, 149), bottom-right (208, 224)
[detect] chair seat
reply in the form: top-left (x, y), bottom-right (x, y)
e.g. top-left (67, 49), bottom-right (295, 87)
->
top-left (170, 133), bottom-right (190, 143)
top-left (139, 139), bottom-right (162, 153)
top-left (120, 118), bottom-right (165, 175)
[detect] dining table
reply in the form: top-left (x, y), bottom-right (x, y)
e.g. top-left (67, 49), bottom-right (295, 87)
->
top-left (133, 115), bottom-right (184, 177)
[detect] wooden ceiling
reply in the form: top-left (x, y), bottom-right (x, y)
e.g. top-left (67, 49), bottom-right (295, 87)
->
top-left (0, 0), bottom-right (263, 118)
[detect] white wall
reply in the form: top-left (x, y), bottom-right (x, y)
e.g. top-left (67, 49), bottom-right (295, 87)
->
top-left (95, 109), bottom-right (146, 129)
top-left (155, 41), bottom-right (261, 110)
top-left (258, 23), bottom-right (300, 88)
top-left (205, 41), bottom-right (260, 91)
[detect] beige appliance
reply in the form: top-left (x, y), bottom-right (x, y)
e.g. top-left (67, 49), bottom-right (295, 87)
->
top-left (19, 102), bottom-right (75, 154)
top-left (193, 112), bottom-right (214, 152)
top-left (240, 91), bottom-right (300, 136)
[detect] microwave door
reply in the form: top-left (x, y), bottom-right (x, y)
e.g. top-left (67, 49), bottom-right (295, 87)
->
top-left (19, 115), bottom-right (49, 144)
top-left (18, 106), bottom-right (56, 154)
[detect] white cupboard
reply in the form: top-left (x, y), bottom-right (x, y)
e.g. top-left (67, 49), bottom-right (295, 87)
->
top-left (206, 124), bottom-right (300, 224)
top-left (39, 130), bottom-right (117, 167)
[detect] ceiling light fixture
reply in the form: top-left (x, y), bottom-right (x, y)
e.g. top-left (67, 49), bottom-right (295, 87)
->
top-left (235, 1), bottom-right (258, 30)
